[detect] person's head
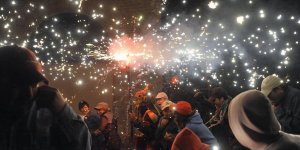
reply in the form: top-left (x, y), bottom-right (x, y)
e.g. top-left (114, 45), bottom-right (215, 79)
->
top-left (155, 92), bottom-right (168, 107)
top-left (78, 100), bottom-right (90, 116)
top-left (161, 100), bottom-right (175, 118)
top-left (209, 87), bottom-right (228, 108)
top-left (228, 90), bottom-right (280, 149)
top-left (0, 46), bottom-right (47, 125)
top-left (94, 102), bottom-right (109, 115)
top-left (193, 91), bottom-right (206, 101)
top-left (174, 101), bottom-right (194, 128)
top-left (261, 75), bottom-right (285, 105)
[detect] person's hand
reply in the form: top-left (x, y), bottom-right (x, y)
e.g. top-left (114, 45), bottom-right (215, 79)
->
top-left (35, 86), bottom-right (66, 113)
top-left (94, 129), bottom-right (102, 136)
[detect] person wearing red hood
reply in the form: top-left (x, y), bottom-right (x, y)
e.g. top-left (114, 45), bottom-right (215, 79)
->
top-left (228, 90), bottom-right (300, 150)
top-left (171, 128), bottom-right (209, 150)
top-left (0, 46), bottom-right (91, 150)
top-left (174, 101), bottom-right (219, 149)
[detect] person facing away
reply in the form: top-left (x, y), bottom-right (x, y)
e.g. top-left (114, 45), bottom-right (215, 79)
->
top-left (173, 101), bottom-right (218, 148)
top-left (78, 100), bottom-right (103, 150)
top-left (0, 45), bottom-right (91, 150)
top-left (228, 90), bottom-right (300, 150)
top-left (261, 75), bottom-right (300, 134)
top-left (171, 128), bottom-right (209, 150)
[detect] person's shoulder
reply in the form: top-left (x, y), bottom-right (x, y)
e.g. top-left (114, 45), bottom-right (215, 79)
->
top-left (267, 132), bottom-right (300, 150)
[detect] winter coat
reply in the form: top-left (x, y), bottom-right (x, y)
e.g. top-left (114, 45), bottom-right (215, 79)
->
top-left (0, 104), bottom-right (91, 150)
top-left (171, 128), bottom-right (209, 150)
top-left (275, 86), bottom-right (300, 134)
top-left (185, 111), bottom-right (218, 147)
top-left (84, 111), bottom-right (104, 150)
top-left (228, 90), bottom-right (300, 150)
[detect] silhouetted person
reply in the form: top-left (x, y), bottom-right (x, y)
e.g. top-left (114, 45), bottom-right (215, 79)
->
top-left (78, 100), bottom-right (103, 150)
top-left (261, 75), bottom-right (300, 134)
top-left (229, 90), bottom-right (300, 149)
top-left (0, 46), bottom-right (91, 150)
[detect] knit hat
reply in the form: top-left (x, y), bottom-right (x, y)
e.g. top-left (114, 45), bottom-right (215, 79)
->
top-left (228, 90), bottom-right (280, 149)
top-left (161, 100), bottom-right (175, 110)
top-left (175, 101), bottom-right (193, 116)
top-left (155, 92), bottom-right (168, 100)
top-left (261, 75), bottom-right (282, 97)
top-left (94, 102), bottom-right (109, 110)
top-left (0, 46), bottom-right (48, 85)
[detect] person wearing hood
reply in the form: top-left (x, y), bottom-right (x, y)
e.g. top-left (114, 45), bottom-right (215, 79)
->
top-left (0, 46), bottom-right (91, 150)
top-left (173, 101), bottom-right (218, 148)
top-left (228, 90), bottom-right (300, 150)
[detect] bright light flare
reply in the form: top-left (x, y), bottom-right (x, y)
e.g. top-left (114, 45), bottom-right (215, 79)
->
top-left (208, 1), bottom-right (219, 9)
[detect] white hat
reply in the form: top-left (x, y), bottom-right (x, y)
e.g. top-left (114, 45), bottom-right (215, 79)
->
top-left (161, 100), bottom-right (175, 110)
top-left (94, 102), bottom-right (109, 110)
top-left (261, 75), bottom-right (282, 97)
top-left (155, 92), bottom-right (168, 100)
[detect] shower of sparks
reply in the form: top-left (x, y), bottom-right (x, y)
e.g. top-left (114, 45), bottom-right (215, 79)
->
top-left (0, 0), bottom-right (299, 99)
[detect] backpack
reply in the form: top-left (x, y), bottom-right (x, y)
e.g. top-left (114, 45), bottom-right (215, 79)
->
top-left (103, 118), bottom-right (122, 150)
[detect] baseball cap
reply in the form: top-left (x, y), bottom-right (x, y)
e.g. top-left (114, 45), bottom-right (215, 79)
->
top-left (261, 75), bottom-right (282, 97)
top-left (161, 100), bottom-right (175, 110)
top-left (94, 102), bottom-right (109, 110)
top-left (155, 92), bottom-right (168, 100)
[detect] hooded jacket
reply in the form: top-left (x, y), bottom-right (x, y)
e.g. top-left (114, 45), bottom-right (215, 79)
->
top-left (275, 86), bottom-right (300, 134)
top-left (185, 111), bottom-right (218, 147)
top-left (228, 90), bottom-right (300, 150)
top-left (171, 128), bottom-right (209, 150)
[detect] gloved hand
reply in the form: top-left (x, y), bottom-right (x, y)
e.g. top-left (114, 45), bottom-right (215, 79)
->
top-left (35, 85), bottom-right (66, 113)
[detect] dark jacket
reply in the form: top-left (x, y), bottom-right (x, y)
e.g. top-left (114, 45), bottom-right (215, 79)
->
top-left (155, 117), bottom-right (178, 150)
top-left (266, 132), bottom-right (300, 150)
top-left (0, 104), bottom-right (91, 150)
top-left (275, 86), bottom-right (300, 134)
top-left (84, 111), bottom-right (104, 150)
top-left (185, 111), bottom-right (218, 147)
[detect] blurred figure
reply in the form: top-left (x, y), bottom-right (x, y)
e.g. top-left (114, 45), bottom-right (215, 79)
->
top-left (94, 102), bottom-right (121, 150)
top-left (78, 100), bottom-right (104, 150)
top-left (129, 100), bottom-right (159, 150)
top-left (206, 87), bottom-right (232, 127)
top-left (171, 128), bottom-right (209, 150)
top-left (261, 75), bottom-right (300, 134)
top-left (78, 100), bottom-right (91, 120)
top-left (174, 101), bottom-right (218, 149)
top-left (228, 90), bottom-right (300, 150)
top-left (206, 87), bottom-right (246, 150)
top-left (155, 92), bottom-right (169, 107)
top-left (192, 91), bottom-right (215, 123)
top-left (0, 46), bottom-right (90, 150)
top-left (155, 100), bottom-right (178, 150)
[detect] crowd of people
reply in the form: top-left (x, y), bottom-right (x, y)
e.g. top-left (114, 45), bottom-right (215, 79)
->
top-left (1, 45), bottom-right (300, 150)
